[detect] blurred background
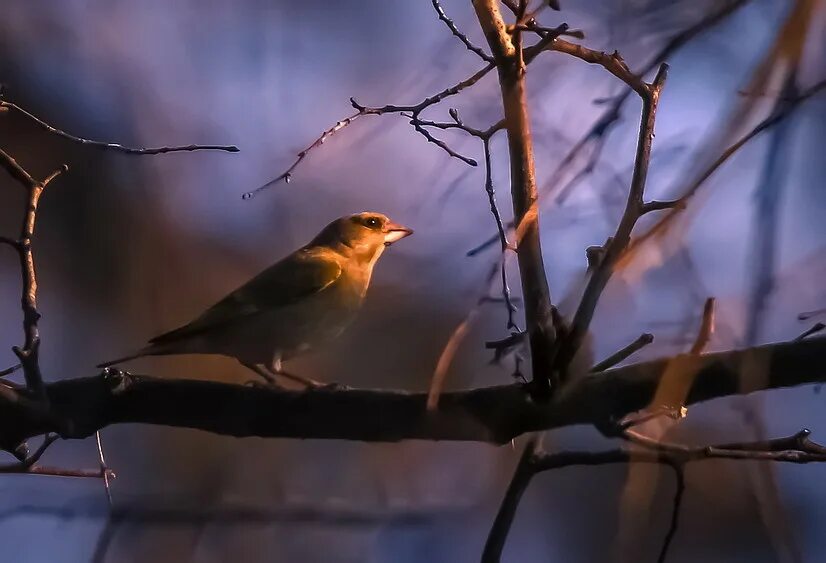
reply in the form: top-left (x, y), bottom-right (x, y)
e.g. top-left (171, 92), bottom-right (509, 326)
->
top-left (0, 0), bottom-right (824, 561)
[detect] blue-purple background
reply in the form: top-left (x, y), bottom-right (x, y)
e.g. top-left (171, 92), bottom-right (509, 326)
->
top-left (0, 0), bottom-right (824, 561)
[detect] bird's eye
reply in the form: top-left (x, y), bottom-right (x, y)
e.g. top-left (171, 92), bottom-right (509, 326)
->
top-left (365, 217), bottom-right (380, 229)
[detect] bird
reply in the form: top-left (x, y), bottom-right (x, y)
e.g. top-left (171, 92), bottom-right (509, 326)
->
top-left (98, 212), bottom-right (413, 387)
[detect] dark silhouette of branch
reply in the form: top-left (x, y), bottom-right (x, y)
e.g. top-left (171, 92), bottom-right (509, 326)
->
top-left (591, 333), bottom-right (654, 372)
top-left (797, 323), bottom-right (826, 341)
top-left (245, 63), bottom-right (496, 197)
top-left (556, 64), bottom-right (669, 377)
top-left (481, 436), bottom-right (539, 563)
top-left (467, 0), bottom-right (752, 257)
top-left (657, 462), bottom-right (685, 563)
top-left (0, 363), bottom-right (21, 377)
top-left (799, 308), bottom-right (826, 321)
top-left (483, 429), bottom-right (826, 562)
top-left (0, 338), bottom-right (822, 447)
top-left (621, 77), bottom-right (826, 265)
top-left (0, 100), bottom-right (238, 154)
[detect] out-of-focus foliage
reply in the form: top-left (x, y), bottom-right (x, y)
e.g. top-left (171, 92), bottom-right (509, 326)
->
top-left (0, 0), bottom-right (823, 561)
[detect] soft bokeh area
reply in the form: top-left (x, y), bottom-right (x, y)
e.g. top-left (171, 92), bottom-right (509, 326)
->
top-left (0, 0), bottom-right (824, 561)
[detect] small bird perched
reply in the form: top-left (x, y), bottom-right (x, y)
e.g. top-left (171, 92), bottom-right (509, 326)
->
top-left (98, 212), bottom-right (413, 387)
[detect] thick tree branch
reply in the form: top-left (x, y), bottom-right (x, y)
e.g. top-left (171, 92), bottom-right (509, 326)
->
top-left (0, 338), bottom-right (823, 447)
top-left (473, 0), bottom-right (557, 393)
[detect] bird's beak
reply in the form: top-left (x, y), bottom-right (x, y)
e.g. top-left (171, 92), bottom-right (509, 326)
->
top-left (383, 222), bottom-right (413, 246)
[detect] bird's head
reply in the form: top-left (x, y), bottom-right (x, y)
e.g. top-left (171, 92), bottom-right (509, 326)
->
top-left (310, 212), bottom-right (413, 263)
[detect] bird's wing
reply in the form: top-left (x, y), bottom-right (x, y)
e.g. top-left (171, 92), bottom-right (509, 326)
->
top-left (149, 248), bottom-right (342, 344)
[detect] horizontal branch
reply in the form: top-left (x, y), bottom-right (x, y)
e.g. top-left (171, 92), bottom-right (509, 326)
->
top-left (1, 101), bottom-right (239, 154)
top-left (0, 338), bottom-right (824, 447)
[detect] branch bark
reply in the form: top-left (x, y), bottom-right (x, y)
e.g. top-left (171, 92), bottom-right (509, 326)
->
top-left (0, 338), bottom-right (823, 448)
top-left (473, 0), bottom-right (557, 393)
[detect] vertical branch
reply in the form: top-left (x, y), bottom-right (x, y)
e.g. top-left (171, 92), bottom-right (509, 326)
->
top-left (482, 137), bottom-right (519, 330)
top-left (473, 0), bottom-right (557, 393)
top-left (744, 71), bottom-right (798, 344)
top-left (657, 461), bottom-right (686, 563)
top-left (559, 64), bottom-right (669, 376)
top-left (0, 149), bottom-right (67, 400)
top-left (689, 297), bottom-right (716, 354)
top-left (482, 436), bottom-right (539, 563)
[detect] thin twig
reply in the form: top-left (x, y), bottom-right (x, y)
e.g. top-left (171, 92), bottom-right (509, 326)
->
top-left (431, 0), bottom-right (494, 62)
top-left (690, 297), bottom-right (716, 354)
top-left (0, 364), bottom-right (21, 377)
top-left (657, 461), bottom-right (685, 563)
top-left (247, 63), bottom-right (496, 198)
top-left (96, 431), bottom-right (115, 506)
top-left (427, 260), bottom-right (507, 410)
top-left (799, 307), bottom-right (826, 321)
top-left (484, 428), bottom-right (826, 562)
top-left (556, 64), bottom-right (669, 378)
top-left (0, 150), bottom-right (69, 399)
top-left (796, 323), bottom-right (826, 341)
top-left (0, 434), bottom-right (58, 471)
top-left (621, 78), bottom-right (826, 266)
top-left (591, 333), bottom-right (654, 372)
top-left (482, 137), bottom-right (518, 330)
top-left (243, 111), bottom-right (364, 198)
top-left (468, 0), bottom-right (752, 257)
top-left (0, 101), bottom-right (238, 154)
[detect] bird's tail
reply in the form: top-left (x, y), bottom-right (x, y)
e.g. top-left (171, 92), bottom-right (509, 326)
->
top-left (96, 345), bottom-right (164, 369)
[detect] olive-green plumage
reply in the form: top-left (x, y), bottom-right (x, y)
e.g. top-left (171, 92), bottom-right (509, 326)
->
top-left (98, 212), bottom-right (412, 376)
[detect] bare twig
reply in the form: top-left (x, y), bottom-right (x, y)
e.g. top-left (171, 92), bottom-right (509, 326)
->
top-left (0, 432), bottom-right (112, 480)
top-left (689, 297), bottom-right (716, 354)
top-left (618, 405), bottom-right (687, 431)
top-left (482, 436), bottom-right (539, 563)
top-left (0, 150), bottom-right (69, 400)
top-left (243, 112), bottom-right (364, 198)
top-left (557, 64), bottom-right (669, 377)
top-left (485, 429), bottom-right (826, 562)
top-left (0, 101), bottom-right (238, 154)
top-left (657, 461), bottom-right (685, 563)
top-left (431, 0), bottom-right (494, 63)
top-left (427, 257), bottom-right (518, 410)
top-left (0, 364), bottom-right (21, 377)
top-left (246, 63), bottom-right (496, 198)
top-left (96, 431), bottom-right (115, 506)
top-left (799, 308), bottom-right (826, 321)
top-left (621, 78), bottom-right (826, 266)
top-left (0, 433), bottom-right (57, 471)
top-left (591, 333), bottom-right (654, 372)
top-left (796, 323), bottom-right (826, 341)
top-left (482, 137), bottom-right (518, 330)
top-left (468, 0), bottom-right (752, 257)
